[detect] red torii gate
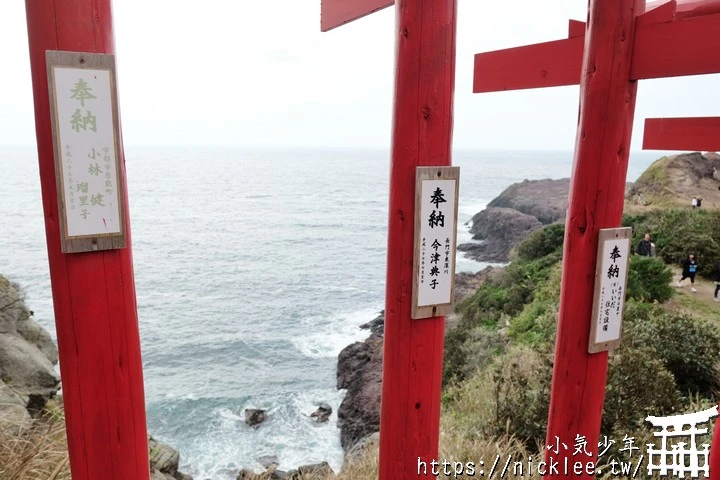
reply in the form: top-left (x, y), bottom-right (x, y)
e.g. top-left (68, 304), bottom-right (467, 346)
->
top-left (23, 0), bottom-right (150, 479)
top-left (472, 0), bottom-right (720, 474)
top-left (322, 0), bottom-right (457, 478)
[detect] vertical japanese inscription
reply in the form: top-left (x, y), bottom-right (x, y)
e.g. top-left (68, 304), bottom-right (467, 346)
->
top-left (588, 227), bottom-right (632, 353)
top-left (412, 167), bottom-right (460, 319)
top-left (47, 51), bottom-right (125, 253)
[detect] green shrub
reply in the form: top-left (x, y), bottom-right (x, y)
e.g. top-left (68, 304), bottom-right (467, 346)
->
top-left (443, 326), bottom-right (508, 387)
top-left (625, 255), bottom-right (674, 303)
top-left (450, 231), bottom-right (562, 385)
top-left (487, 347), bottom-right (552, 449)
top-left (623, 209), bottom-right (720, 277)
top-left (514, 223), bottom-right (565, 262)
top-left (624, 310), bottom-right (720, 395)
top-left (603, 347), bottom-right (681, 436)
top-left (509, 264), bottom-right (562, 346)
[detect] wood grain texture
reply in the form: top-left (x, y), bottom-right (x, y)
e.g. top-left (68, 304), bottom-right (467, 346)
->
top-left (46, 51), bottom-right (127, 254)
top-left (378, 0), bottom-right (456, 477)
top-left (643, 117), bottom-right (720, 151)
top-left (411, 167), bottom-right (459, 320)
top-left (474, 8), bottom-right (720, 94)
top-left (545, 0), bottom-right (644, 476)
top-left (632, 13), bottom-right (720, 80)
top-left (473, 37), bottom-right (584, 93)
top-left (321, 0), bottom-right (394, 31)
top-left (587, 228), bottom-right (632, 354)
top-left (24, 0), bottom-right (150, 479)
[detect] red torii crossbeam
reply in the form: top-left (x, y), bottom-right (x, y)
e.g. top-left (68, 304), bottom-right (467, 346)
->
top-left (321, 1), bottom-right (457, 478)
top-left (321, 0), bottom-right (393, 31)
top-left (473, 0), bottom-right (720, 475)
top-left (24, 1), bottom-right (150, 478)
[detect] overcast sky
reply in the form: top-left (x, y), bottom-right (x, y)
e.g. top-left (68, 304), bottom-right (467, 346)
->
top-left (1, 0), bottom-right (718, 150)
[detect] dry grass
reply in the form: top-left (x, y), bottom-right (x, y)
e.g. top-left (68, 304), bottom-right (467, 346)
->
top-left (0, 400), bottom-right (70, 480)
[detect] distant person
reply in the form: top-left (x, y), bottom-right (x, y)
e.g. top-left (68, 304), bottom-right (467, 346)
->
top-left (692, 197), bottom-right (698, 208)
top-left (635, 233), bottom-right (653, 257)
top-left (678, 254), bottom-right (699, 292)
top-left (713, 260), bottom-right (720, 302)
top-left (698, 197), bottom-right (703, 208)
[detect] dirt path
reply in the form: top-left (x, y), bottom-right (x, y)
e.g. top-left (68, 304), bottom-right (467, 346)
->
top-left (670, 266), bottom-right (719, 304)
top-left (666, 266), bottom-right (720, 328)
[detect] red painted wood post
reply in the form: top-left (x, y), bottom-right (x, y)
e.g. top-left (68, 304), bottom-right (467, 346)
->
top-left (24, 2), bottom-right (150, 479)
top-left (711, 412), bottom-right (720, 476)
top-left (378, 0), bottom-right (457, 478)
top-left (545, 0), bottom-right (644, 475)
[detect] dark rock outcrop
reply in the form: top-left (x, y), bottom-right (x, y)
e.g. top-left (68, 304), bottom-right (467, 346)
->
top-left (460, 207), bottom-right (543, 262)
top-left (310, 403), bottom-right (332, 423)
top-left (245, 408), bottom-right (266, 427)
top-left (459, 178), bottom-right (569, 262)
top-left (483, 178), bottom-right (570, 225)
top-left (336, 312), bottom-right (384, 452)
top-left (257, 455), bottom-right (279, 469)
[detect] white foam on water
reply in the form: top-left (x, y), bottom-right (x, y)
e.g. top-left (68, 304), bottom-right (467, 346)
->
top-left (180, 389), bottom-right (346, 479)
top-left (292, 307), bottom-right (380, 359)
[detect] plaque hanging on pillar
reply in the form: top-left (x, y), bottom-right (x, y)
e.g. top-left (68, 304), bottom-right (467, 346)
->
top-left (46, 50), bottom-right (126, 254)
top-left (588, 227), bottom-right (632, 353)
top-left (412, 167), bottom-right (460, 319)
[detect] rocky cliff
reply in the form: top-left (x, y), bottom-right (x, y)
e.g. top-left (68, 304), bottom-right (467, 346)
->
top-left (336, 312), bottom-right (383, 454)
top-left (626, 151), bottom-right (720, 210)
top-left (0, 275), bottom-right (60, 432)
top-left (335, 269), bottom-right (493, 457)
top-left (0, 275), bottom-right (192, 480)
top-left (459, 178), bottom-right (570, 262)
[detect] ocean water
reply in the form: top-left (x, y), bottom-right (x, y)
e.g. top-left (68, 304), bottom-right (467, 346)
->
top-left (0, 146), bottom-right (659, 478)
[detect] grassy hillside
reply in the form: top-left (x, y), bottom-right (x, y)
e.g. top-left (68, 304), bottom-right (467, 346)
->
top-left (626, 152), bottom-right (720, 211)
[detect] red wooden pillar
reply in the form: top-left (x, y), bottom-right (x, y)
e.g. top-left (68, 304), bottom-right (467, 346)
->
top-left (711, 412), bottom-right (720, 477)
top-left (379, 0), bottom-right (457, 478)
top-left (545, 0), bottom-right (643, 474)
top-left (24, 2), bottom-right (150, 479)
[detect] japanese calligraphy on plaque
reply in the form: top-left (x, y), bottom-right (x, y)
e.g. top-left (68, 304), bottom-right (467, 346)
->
top-left (412, 167), bottom-right (460, 319)
top-left (588, 227), bottom-right (632, 353)
top-left (46, 51), bottom-right (126, 253)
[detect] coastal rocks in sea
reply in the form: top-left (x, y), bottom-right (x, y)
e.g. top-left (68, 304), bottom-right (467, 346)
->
top-left (236, 462), bottom-right (335, 480)
top-left (359, 311), bottom-right (384, 335)
top-left (0, 275), bottom-right (60, 415)
top-left (245, 408), bottom-right (267, 427)
top-left (459, 207), bottom-right (543, 263)
top-left (337, 312), bottom-right (384, 452)
top-left (310, 403), bottom-right (332, 423)
top-left (258, 455), bottom-right (279, 469)
top-left (459, 178), bottom-right (569, 262)
top-left (149, 435), bottom-right (194, 480)
top-left (484, 178), bottom-right (570, 225)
